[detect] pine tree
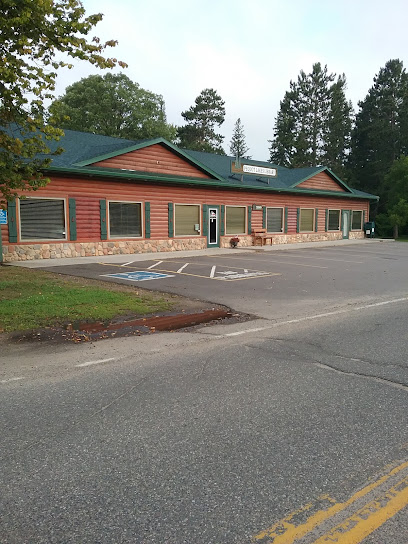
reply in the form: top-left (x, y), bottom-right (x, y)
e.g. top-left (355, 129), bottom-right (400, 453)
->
top-left (269, 63), bottom-right (352, 173)
top-left (348, 59), bottom-right (408, 203)
top-left (177, 88), bottom-right (226, 154)
top-left (229, 118), bottom-right (250, 159)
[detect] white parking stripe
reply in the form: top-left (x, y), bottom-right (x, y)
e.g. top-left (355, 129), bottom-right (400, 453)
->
top-left (176, 263), bottom-right (190, 273)
top-left (75, 358), bottom-right (115, 368)
top-left (210, 265), bottom-right (216, 278)
top-left (0, 377), bottom-right (25, 384)
top-left (147, 261), bottom-right (163, 269)
top-left (121, 261), bottom-right (135, 267)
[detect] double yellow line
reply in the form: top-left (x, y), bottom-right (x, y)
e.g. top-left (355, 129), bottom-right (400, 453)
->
top-left (252, 460), bottom-right (408, 543)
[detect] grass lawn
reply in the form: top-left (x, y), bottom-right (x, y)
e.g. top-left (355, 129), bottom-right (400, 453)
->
top-left (396, 235), bottom-right (408, 242)
top-left (0, 265), bottom-right (173, 332)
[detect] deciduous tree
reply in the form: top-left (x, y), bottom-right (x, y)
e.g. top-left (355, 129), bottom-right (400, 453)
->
top-left (49, 73), bottom-right (176, 141)
top-left (177, 88), bottom-right (226, 154)
top-left (0, 0), bottom-right (125, 206)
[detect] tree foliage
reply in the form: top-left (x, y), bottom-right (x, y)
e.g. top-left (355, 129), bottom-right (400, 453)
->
top-left (229, 118), bottom-right (250, 159)
top-left (269, 63), bottom-right (353, 173)
top-left (177, 88), bottom-right (226, 154)
top-left (348, 59), bottom-right (408, 203)
top-left (0, 0), bottom-right (126, 206)
top-left (49, 73), bottom-right (176, 141)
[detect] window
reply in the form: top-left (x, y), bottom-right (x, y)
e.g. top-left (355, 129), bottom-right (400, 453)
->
top-left (174, 204), bottom-right (200, 236)
top-left (266, 207), bottom-right (283, 233)
top-left (352, 210), bottom-right (363, 230)
top-left (299, 208), bottom-right (314, 232)
top-left (109, 201), bottom-right (142, 237)
top-left (19, 198), bottom-right (66, 241)
top-left (328, 209), bottom-right (340, 231)
top-left (226, 206), bottom-right (246, 234)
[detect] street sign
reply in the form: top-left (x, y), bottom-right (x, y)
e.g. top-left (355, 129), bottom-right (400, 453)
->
top-left (0, 210), bottom-right (7, 225)
top-left (101, 271), bottom-right (175, 282)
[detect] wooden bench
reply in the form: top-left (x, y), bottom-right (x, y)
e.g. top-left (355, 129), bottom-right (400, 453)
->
top-left (252, 229), bottom-right (274, 246)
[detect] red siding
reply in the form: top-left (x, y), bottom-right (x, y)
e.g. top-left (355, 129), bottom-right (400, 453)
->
top-left (298, 172), bottom-right (346, 192)
top-left (10, 176), bottom-right (370, 244)
top-left (91, 144), bottom-right (212, 179)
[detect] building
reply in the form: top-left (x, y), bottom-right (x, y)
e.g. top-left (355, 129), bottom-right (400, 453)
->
top-left (0, 130), bottom-right (378, 262)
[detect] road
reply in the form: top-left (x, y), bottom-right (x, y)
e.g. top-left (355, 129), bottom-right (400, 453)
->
top-left (1, 241), bottom-right (408, 543)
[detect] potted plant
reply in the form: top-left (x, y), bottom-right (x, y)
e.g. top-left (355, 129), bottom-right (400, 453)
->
top-left (230, 236), bottom-right (240, 248)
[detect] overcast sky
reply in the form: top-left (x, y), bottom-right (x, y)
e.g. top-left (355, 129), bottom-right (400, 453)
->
top-left (54, 0), bottom-right (408, 160)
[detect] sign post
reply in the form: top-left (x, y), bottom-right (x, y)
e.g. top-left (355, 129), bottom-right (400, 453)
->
top-left (0, 210), bottom-right (7, 264)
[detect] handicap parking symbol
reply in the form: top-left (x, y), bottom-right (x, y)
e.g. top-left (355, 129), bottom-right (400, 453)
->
top-left (102, 271), bottom-right (175, 282)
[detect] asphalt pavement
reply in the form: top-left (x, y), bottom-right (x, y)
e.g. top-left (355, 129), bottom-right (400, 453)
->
top-left (1, 239), bottom-right (408, 543)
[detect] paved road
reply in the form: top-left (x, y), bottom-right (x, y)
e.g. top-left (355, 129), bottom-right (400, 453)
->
top-left (1, 241), bottom-right (408, 543)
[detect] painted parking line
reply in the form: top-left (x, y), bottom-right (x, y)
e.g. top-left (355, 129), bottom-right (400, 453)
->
top-left (267, 253), bottom-right (364, 264)
top-left (252, 460), bottom-right (408, 544)
top-left (214, 254), bottom-right (329, 269)
top-left (76, 358), bottom-right (116, 368)
top-left (101, 271), bottom-right (175, 282)
top-left (0, 376), bottom-right (26, 384)
top-left (99, 261), bottom-right (279, 281)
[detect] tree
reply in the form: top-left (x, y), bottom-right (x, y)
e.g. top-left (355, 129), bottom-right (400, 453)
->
top-left (49, 73), bottom-right (176, 141)
top-left (229, 118), bottom-right (250, 159)
top-left (348, 59), bottom-right (408, 203)
top-left (0, 0), bottom-right (125, 207)
top-left (177, 88), bottom-right (226, 154)
top-left (389, 199), bottom-right (408, 238)
top-left (269, 63), bottom-right (352, 173)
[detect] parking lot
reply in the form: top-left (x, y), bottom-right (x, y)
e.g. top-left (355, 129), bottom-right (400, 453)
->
top-left (42, 241), bottom-right (408, 321)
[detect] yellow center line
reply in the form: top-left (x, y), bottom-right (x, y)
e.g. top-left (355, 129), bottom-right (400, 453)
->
top-left (314, 475), bottom-right (408, 543)
top-left (252, 460), bottom-right (408, 543)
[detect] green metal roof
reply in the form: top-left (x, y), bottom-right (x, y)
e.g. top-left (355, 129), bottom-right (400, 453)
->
top-left (38, 129), bottom-right (378, 201)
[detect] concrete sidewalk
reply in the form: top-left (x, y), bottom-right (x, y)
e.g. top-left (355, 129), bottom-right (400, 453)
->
top-left (7, 238), bottom-right (390, 268)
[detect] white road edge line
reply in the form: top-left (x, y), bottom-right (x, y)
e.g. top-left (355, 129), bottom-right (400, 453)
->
top-left (75, 358), bottom-right (116, 368)
top-left (1, 376), bottom-right (26, 384)
top-left (147, 261), bottom-right (163, 269)
top-left (212, 296), bottom-right (408, 338)
top-left (210, 265), bottom-right (216, 278)
top-left (176, 263), bottom-right (190, 273)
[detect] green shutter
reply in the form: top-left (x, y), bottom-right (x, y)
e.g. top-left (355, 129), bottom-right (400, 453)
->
top-left (349, 209), bottom-right (352, 230)
top-left (168, 203), bottom-right (174, 237)
top-left (100, 199), bottom-right (107, 240)
top-left (325, 209), bottom-right (329, 232)
top-left (315, 208), bottom-right (319, 232)
top-left (8, 200), bottom-right (17, 242)
top-left (247, 206), bottom-right (252, 233)
top-left (145, 202), bottom-right (151, 238)
top-left (284, 207), bottom-right (288, 233)
top-left (68, 198), bottom-right (77, 241)
top-left (296, 208), bottom-right (300, 233)
top-left (220, 205), bottom-right (225, 236)
top-left (262, 206), bottom-right (267, 229)
top-left (202, 204), bottom-right (208, 237)
top-left (363, 210), bottom-right (366, 226)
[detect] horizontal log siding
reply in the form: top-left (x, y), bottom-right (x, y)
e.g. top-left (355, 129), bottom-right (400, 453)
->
top-left (298, 172), bottom-right (346, 192)
top-left (92, 144), bottom-right (212, 179)
top-left (10, 177), bottom-right (370, 244)
top-left (251, 210), bottom-right (263, 232)
top-left (1, 224), bottom-right (7, 244)
top-left (76, 197), bottom-right (101, 241)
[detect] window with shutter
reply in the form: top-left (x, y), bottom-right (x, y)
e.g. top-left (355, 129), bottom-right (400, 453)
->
top-left (109, 201), bottom-right (142, 237)
top-left (174, 204), bottom-right (200, 236)
top-left (225, 206), bottom-right (246, 234)
top-left (328, 209), bottom-right (340, 231)
top-left (351, 210), bottom-right (363, 230)
top-left (19, 198), bottom-right (66, 241)
top-left (266, 208), bottom-right (283, 233)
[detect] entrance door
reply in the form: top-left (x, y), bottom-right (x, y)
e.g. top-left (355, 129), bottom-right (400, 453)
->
top-left (342, 210), bottom-right (350, 239)
top-left (207, 206), bottom-right (220, 247)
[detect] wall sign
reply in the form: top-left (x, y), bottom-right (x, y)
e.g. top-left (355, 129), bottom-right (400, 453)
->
top-left (0, 210), bottom-right (7, 225)
top-left (231, 161), bottom-right (277, 177)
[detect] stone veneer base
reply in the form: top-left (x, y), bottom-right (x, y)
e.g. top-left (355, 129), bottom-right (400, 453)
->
top-left (2, 232), bottom-right (365, 262)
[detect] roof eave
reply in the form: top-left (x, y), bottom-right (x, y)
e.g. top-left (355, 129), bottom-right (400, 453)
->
top-left (45, 166), bottom-right (379, 200)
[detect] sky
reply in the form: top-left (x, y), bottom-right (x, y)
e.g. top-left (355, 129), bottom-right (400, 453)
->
top-left (53, 0), bottom-right (408, 161)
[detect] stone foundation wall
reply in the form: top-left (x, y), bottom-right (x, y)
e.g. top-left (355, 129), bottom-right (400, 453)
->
top-left (2, 231), bottom-right (365, 262)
